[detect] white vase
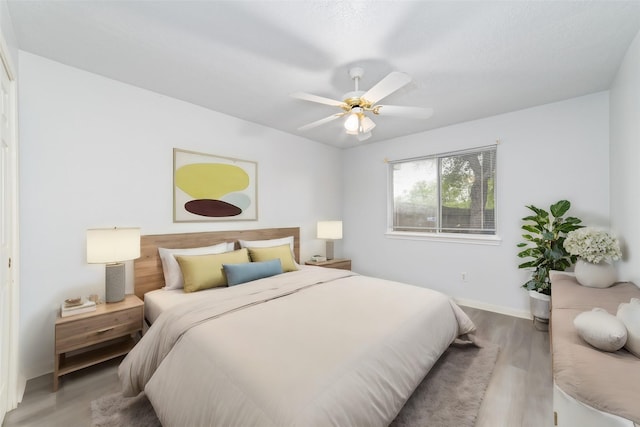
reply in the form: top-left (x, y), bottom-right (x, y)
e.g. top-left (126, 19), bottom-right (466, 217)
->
top-left (574, 259), bottom-right (617, 288)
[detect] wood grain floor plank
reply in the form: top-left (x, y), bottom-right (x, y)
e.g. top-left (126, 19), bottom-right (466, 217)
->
top-left (465, 307), bottom-right (553, 427)
top-left (476, 364), bottom-right (528, 427)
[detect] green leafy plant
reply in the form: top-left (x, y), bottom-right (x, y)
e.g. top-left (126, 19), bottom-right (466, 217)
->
top-left (517, 200), bottom-right (583, 295)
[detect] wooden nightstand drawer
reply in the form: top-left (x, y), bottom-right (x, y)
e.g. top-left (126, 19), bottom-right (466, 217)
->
top-left (56, 306), bottom-right (142, 353)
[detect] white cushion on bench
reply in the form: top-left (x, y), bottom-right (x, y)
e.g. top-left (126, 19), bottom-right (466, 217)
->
top-left (617, 298), bottom-right (640, 357)
top-left (574, 308), bottom-right (627, 352)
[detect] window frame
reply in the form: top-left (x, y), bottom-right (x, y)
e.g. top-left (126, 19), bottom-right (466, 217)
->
top-left (386, 145), bottom-right (501, 245)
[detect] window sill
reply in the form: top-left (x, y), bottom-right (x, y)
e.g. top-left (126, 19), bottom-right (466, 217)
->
top-left (385, 230), bottom-right (502, 246)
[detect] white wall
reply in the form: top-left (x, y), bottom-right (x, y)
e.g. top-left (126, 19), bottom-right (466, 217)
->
top-left (18, 52), bottom-right (343, 379)
top-left (342, 92), bottom-right (610, 316)
top-left (610, 30), bottom-right (640, 284)
top-left (17, 43), bottom-right (628, 379)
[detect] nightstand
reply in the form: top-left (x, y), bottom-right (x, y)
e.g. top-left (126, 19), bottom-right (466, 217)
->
top-left (53, 294), bottom-right (143, 391)
top-left (305, 258), bottom-right (352, 270)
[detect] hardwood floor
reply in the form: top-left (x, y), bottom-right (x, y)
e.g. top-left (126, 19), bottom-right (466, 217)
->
top-left (2, 306), bottom-right (552, 427)
top-left (465, 307), bottom-right (553, 427)
top-left (2, 357), bottom-right (123, 427)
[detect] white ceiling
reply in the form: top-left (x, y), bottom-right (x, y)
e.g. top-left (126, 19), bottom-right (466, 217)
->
top-left (7, 1), bottom-right (640, 148)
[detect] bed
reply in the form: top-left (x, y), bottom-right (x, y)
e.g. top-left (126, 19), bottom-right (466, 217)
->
top-left (119, 227), bottom-right (476, 426)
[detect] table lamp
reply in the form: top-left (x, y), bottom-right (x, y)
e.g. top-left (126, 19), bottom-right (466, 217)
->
top-left (317, 221), bottom-right (342, 260)
top-left (87, 227), bottom-right (140, 303)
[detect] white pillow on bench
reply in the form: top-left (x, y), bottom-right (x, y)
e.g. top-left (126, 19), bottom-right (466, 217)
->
top-left (617, 298), bottom-right (640, 357)
top-left (574, 308), bottom-right (627, 352)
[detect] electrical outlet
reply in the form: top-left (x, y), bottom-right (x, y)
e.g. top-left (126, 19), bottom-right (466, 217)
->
top-left (461, 272), bottom-right (467, 282)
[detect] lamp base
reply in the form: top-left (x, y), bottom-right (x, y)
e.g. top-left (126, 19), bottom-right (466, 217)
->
top-left (325, 240), bottom-right (335, 260)
top-left (105, 263), bottom-right (125, 303)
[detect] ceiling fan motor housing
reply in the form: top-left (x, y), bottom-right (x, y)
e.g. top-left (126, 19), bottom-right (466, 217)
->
top-left (342, 91), bottom-right (370, 110)
top-left (344, 67), bottom-right (372, 111)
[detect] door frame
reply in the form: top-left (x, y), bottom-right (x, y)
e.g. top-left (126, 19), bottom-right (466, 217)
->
top-left (0, 28), bottom-right (21, 423)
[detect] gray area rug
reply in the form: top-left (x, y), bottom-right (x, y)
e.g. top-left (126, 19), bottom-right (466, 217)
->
top-left (91, 340), bottom-right (498, 427)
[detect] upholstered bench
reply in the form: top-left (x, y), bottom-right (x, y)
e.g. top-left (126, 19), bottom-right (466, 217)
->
top-left (550, 272), bottom-right (640, 427)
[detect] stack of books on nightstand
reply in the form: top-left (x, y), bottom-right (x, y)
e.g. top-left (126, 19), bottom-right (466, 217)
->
top-left (60, 297), bottom-right (96, 317)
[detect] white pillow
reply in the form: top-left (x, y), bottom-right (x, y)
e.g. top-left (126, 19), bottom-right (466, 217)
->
top-left (239, 236), bottom-right (298, 264)
top-left (159, 242), bottom-right (231, 290)
top-left (239, 236), bottom-right (294, 252)
top-left (574, 308), bottom-right (628, 352)
top-left (617, 298), bottom-right (640, 357)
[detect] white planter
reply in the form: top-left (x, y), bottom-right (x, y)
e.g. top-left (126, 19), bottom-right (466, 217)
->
top-left (528, 290), bottom-right (550, 320)
top-left (574, 259), bottom-right (617, 288)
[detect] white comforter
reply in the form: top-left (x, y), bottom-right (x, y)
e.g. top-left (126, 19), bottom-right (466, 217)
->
top-left (119, 267), bottom-right (475, 427)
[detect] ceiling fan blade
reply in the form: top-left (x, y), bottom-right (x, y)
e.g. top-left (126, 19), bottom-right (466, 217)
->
top-left (290, 92), bottom-right (345, 107)
top-left (298, 113), bottom-right (345, 131)
top-left (373, 105), bottom-right (434, 119)
top-left (362, 72), bottom-right (412, 104)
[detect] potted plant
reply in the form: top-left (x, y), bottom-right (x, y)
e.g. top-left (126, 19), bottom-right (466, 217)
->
top-left (517, 200), bottom-right (583, 322)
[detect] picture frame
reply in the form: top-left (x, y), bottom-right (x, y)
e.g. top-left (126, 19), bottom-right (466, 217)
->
top-left (173, 148), bottom-right (258, 222)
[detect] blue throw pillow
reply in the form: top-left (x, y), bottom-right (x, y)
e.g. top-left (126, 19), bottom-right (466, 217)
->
top-left (223, 259), bottom-right (283, 286)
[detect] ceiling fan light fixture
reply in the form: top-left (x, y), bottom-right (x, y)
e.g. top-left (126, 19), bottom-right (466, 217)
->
top-left (294, 68), bottom-right (432, 142)
top-left (343, 108), bottom-right (362, 132)
top-left (360, 116), bottom-right (376, 133)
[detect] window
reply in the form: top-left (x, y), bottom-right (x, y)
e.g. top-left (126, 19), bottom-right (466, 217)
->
top-left (389, 146), bottom-right (496, 236)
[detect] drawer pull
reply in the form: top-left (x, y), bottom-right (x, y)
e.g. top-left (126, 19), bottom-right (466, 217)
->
top-left (96, 327), bottom-right (115, 334)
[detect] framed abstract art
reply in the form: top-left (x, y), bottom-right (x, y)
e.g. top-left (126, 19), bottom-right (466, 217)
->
top-left (173, 148), bottom-right (258, 222)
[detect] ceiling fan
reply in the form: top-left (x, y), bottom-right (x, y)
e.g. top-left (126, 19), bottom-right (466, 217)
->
top-left (291, 67), bottom-right (434, 141)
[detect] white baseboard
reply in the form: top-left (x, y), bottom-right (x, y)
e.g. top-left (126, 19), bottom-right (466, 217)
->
top-left (17, 374), bottom-right (26, 404)
top-left (454, 297), bottom-right (532, 320)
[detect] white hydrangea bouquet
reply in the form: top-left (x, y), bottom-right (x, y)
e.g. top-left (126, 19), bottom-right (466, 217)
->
top-left (563, 227), bottom-right (622, 264)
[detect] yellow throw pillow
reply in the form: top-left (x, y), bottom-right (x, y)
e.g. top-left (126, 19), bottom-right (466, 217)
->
top-left (176, 248), bottom-right (250, 292)
top-left (248, 244), bottom-right (298, 272)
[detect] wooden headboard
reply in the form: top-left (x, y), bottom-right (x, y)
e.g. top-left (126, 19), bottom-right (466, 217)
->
top-left (134, 227), bottom-right (300, 300)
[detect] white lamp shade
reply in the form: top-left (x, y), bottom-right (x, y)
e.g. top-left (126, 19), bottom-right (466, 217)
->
top-left (344, 113), bottom-right (360, 132)
top-left (360, 116), bottom-right (376, 133)
top-left (87, 228), bottom-right (141, 263)
top-left (317, 221), bottom-right (343, 240)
